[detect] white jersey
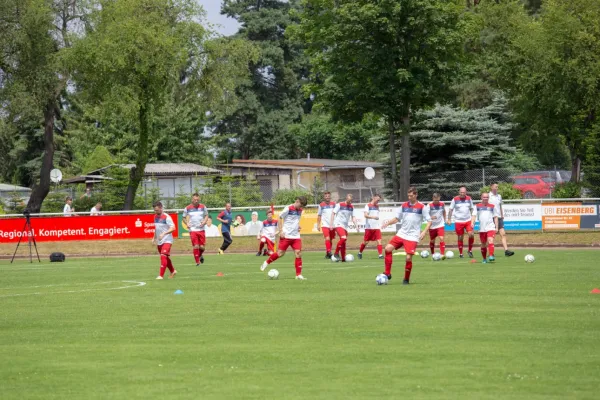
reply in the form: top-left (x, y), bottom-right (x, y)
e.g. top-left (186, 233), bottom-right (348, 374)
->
top-left (476, 203), bottom-right (500, 232)
top-left (260, 219), bottom-right (278, 242)
top-left (279, 204), bottom-right (303, 239)
top-left (317, 201), bottom-right (336, 228)
top-left (333, 202), bottom-right (354, 229)
top-left (488, 192), bottom-right (503, 217)
top-left (183, 203), bottom-right (208, 232)
top-left (90, 207), bottom-right (101, 216)
top-left (428, 201), bottom-right (445, 229)
top-left (364, 203), bottom-right (380, 230)
top-left (154, 213), bottom-right (175, 245)
top-left (395, 201), bottom-right (430, 242)
top-left (63, 204), bottom-right (73, 216)
top-left (449, 196), bottom-right (475, 222)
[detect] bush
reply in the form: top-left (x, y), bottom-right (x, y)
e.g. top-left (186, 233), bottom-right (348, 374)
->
top-left (201, 176), bottom-right (264, 208)
top-left (41, 192), bottom-right (70, 213)
top-left (552, 182), bottom-right (582, 198)
top-left (480, 183), bottom-right (522, 200)
top-left (5, 192), bottom-right (27, 214)
top-left (270, 188), bottom-right (314, 206)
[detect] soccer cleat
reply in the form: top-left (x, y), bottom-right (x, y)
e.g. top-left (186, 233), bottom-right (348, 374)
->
top-left (331, 254), bottom-right (339, 262)
top-left (196, 263), bottom-right (200, 267)
top-left (384, 273), bottom-right (392, 280)
top-left (263, 250), bottom-right (268, 256)
top-left (459, 254), bottom-right (464, 258)
top-left (260, 261), bottom-right (268, 272)
top-left (200, 256), bottom-right (204, 264)
top-left (156, 276), bottom-right (164, 280)
top-left (505, 250), bottom-right (515, 257)
top-left (402, 279), bottom-right (409, 285)
top-left (357, 253), bottom-right (363, 260)
top-left (378, 254), bottom-right (384, 259)
top-left (468, 251), bottom-right (474, 258)
top-left (488, 256), bottom-right (495, 263)
top-left (218, 249), bottom-right (224, 255)
top-left (295, 275), bottom-right (306, 281)
top-left (482, 259), bottom-right (487, 264)
top-left (169, 270), bottom-right (177, 279)
top-left (325, 252), bottom-right (332, 259)
top-left (256, 252), bottom-right (262, 256)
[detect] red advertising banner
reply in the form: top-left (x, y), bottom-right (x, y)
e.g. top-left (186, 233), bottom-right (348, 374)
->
top-left (0, 214), bottom-right (178, 243)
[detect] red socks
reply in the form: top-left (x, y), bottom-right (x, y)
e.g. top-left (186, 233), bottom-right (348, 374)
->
top-left (267, 253), bottom-right (279, 264)
top-left (468, 236), bottom-right (474, 251)
top-left (325, 240), bottom-right (332, 253)
top-left (295, 257), bottom-right (302, 275)
top-left (259, 242), bottom-right (265, 253)
top-left (458, 240), bottom-right (464, 255)
top-left (377, 244), bottom-right (383, 255)
top-left (193, 248), bottom-right (200, 264)
top-left (489, 243), bottom-right (494, 257)
top-left (335, 238), bottom-right (347, 259)
top-left (429, 241), bottom-right (435, 254)
top-left (159, 255), bottom-right (167, 277)
top-left (404, 261), bottom-right (413, 281)
top-left (359, 243), bottom-right (366, 253)
top-left (481, 248), bottom-right (487, 259)
top-left (384, 251), bottom-right (393, 275)
top-left (440, 241), bottom-right (446, 254)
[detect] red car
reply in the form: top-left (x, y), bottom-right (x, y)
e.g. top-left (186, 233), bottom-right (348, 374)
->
top-left (512, 175), bottom-right (554, 198)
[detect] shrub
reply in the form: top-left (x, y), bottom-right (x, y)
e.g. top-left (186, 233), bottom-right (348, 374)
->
top-left (271, 188), bottom-right (314, 206)
top-left (480, 183), bottom-right (522, 200)
top-left (552, 182), bottom-right (581, 198)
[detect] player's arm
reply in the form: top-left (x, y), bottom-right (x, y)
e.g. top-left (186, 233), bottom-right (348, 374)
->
top-left (330, 204), bottom-right (339, 227)
top-left (494, 205), bottom-right (500, 232)
top-left (352, 215), bottom-right (359, 232)
top-left (470, 203), bottom-right (477, 226)
top-left (446, 201), bottom-right (454, 225)
top-left (420, 220), bottom-right (433, 241)
top-left (278, 207), bottom-right (289, 239)
top-left (316, 205), bottom-right (322, 231)
top-left (200, 210), bottom-right (209, 227)
top-left (381, 217), bottom-right (399, 230)
top-left (160, 218), bottom-right (176, 240)
top-left (216, 211), bottom-right (227, 224)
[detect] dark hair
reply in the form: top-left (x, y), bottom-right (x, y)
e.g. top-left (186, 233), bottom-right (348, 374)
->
top-left (65, 196), bottom-right (72, 202)
top-left (491, 182), bottom-right (499, 186)
top-left (432, 192), bottom-right (440, 199)
top-left (192, 192), bottom-right (200, 197)
top-left (296, 196), bottom-right (308, 207)
top-left (235, 214), bottom-right (246, 224)
top-left (373, 193), bottom-right (381, 198)
top-left (153, 201), bottom-right (163, 208)
top-left (266, 210), bottom-right (273, 215)
top-left (324, 191), bottom-right (331, 195)
top-left (408, 187), bottom-right (418, 195)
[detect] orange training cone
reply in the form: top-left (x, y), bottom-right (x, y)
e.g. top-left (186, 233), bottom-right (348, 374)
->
top-left (591, 288), bottom-right (600, 294)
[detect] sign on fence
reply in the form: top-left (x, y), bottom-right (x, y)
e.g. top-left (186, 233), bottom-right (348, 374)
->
top-left (542, 203), bottom-right (598, 230)
top-left (0, 214), bottom-right (178, 243)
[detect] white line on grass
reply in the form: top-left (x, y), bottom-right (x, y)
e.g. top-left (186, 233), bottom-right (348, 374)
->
top-left (0, 280), bottom-right (146, 298)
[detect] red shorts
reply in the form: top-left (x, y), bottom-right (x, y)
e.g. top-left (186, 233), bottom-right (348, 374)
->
top-left (429, 227), bottom-right (445, 239)
top-left (260, 236), bottom-right (275, 252)
top-left (157, 243), bottom-right (172, 256)
top-left (322, 227), bottom-right (336, 241)
top-left (388, 236), bottom-right (418, 255)
top-left (278, 238), bottom-right (302, 251)
top-left (363, 229), bottom-right (382, 242)
top-left (479, 231), bottom-right (496, 242)
top-left (189, 230), bottom-right (206, 246)
top-left (335, 227), bottom-right (348, 238)
top-left (455, 221), bottom-right (474, 235)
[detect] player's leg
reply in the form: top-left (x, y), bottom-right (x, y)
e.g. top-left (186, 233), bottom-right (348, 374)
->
top-left (439, 231), bottom-right (446, 255)
top-left (190, 232), bottom-right (200, 264)
top-left (261, 239), bottom-right (287, 271)
top-left (358, 230), bottom-right (368, 259)
top-left (488, 232), bottom-right (496, 260)
top-left (384, 236), bottom-right (403, 279)
top-left (157, 245), bottom-right (167, 279)
top-left (429, 228), bottom-right (437, 254)
top-left (456, 223), bottom-right (465, 257)
top-left (402, 240), bottom-right (417, 284)
top-left (220, 232), bottom-right (232, 253)
top-left (376, 235), bottom-right (383, 259)
top-left (266, 238), bottom-right (275, 255)
top-left (499, 220), bottom-right (514, 256)
top-left (293, 240), bottom-right (305, 280)
top-left (162, 243), bottom-right (176, 278)
top-left (479, 232), bottom-right (488, 260)
top-left (257, 237), bottom-right (265, 256)
top-left (322, 228), bottom-right (333, 258)
top-left (467, 222), bottom-right (475, 257)
top-left (333, 228), bottom-right (347, 261)
top-left (198, 232), bottom-right (206, 264)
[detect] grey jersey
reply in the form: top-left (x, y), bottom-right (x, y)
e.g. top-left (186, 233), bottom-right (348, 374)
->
top-left (154, 213), bottom-right (175, 245)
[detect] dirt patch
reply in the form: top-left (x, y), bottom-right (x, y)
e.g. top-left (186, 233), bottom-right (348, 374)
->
top-left (2, 231), bottom-right (599, 259)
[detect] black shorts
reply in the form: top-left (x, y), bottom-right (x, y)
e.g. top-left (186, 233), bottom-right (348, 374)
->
top-left (497, 217), bottom-right (505, 230)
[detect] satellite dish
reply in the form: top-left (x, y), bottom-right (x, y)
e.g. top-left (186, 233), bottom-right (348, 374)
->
top-left (50, 169), bottom-right (63, 183)
top-left (364, 167), bottom-right (375, 180)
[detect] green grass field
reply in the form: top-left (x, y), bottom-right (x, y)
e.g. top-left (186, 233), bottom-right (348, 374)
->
top-left (1, 250), bottom-right (599, 399)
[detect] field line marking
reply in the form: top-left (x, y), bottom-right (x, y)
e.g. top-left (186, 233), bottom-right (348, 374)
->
top-left (0, 280), bottom-right (146, 298)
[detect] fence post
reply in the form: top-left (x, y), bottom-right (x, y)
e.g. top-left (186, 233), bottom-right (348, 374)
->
top-left (228, 181), bottom-right (232, 204)
top-left (482, 167), bottom-right (485, 187)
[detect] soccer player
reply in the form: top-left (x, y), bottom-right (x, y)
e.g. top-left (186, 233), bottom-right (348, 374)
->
top-left (446, 186), bottom-right (476, 258)
top-left (63, 197), bottom-right (74, 217)
top-left (183, 193), bottom-right (208, 266)
top-left (316, 191), bottom-right (336, 259)
top-left (489, 183), bottom-right (515, 256)
top-left (260, 196), bottom-right (308, 280)
top-left (152, 201), bottom-right (176, 280)
top-left (358, 193), bottom-right (383, 259)
top-left (381, 187), bottom-right (431, 285)
top-left (217, 203), bottom-right (233, 255)
top-left (476, 193), bottom-right (500, 263)
top-left (428, 193), bottom-right (446, 256)
top-left (330, 193), bottom-right (358, 262)
top-left (257, 210), bottom-right (278, 256)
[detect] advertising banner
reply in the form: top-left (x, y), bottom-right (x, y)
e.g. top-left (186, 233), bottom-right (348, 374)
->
top-left (178, 210), bottom-right (270, 239)
top-left (580, 203), bottom-right (600, 229)
top-left (542, 203), bottom-right (597, 230)
top-left (0, 214), bottom-right (178, 243)
top-left (502, 204), bottom-right (542, 230)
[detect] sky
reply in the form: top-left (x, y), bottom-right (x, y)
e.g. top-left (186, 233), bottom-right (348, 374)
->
top-left (197, 0), bottom-right (241, 36)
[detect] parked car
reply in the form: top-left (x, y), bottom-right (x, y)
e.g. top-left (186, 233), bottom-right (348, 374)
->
top-left (519, 170), bottom-right (572, 184)
top-left (512, 175), bottom-right (553, 198)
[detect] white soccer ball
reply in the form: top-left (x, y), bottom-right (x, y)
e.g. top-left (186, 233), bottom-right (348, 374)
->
top-left (420, 250), bottom-right (430, 258)
top-left (267, 269), bottom-right (279, 279)
top-left (330, 254), bottom-right (338, 262)
top-left (432, 252), bottom-right (442, 261)
top-left (445, 250), bottom-right (455, 259)
top-left (345, 254), bottom-right (354, 262)
top-left (376, 274), bottom-right (388, 285)
top-left (524, 254), bottom-right (535, 263)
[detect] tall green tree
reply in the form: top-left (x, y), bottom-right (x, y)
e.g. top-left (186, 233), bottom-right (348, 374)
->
top-left (70, 0), bottom-right (256, 209)
top-left (213, 0), bottom-right (310, 160)
top-left (292, 0), bottom-right (467, 200)
top-left (0, 0), bottom-right (83, 211)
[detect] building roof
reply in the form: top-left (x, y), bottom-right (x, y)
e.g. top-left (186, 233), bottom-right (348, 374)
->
top-left (0, 183), bottom-right (31, 192)
top-left (221, 158), bottom-right (383, 170)
top-left (89, 163), bottom-right (222, 176)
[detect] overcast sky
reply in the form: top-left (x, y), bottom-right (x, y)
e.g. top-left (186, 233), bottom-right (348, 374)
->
top-left (197, 0), bottom-right (240, 36)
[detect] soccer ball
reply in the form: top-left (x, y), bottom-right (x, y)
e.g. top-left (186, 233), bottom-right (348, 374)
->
top-left (445, 250), bottom-right (454, 259)
top-left (420, 250), bottom-right (430, 258)
top-left (524, 254), bottom-right (535, 263)
top-left (330, 254), bottom-right (339, 262)
top-left (345, 254), bottom-right (354, 262)
top-left (432, 252), bottom-right (442, 261)
top-left (267, 269), bottom-right (280, 279)
top-left (376, 274), bottom-right (388, 285)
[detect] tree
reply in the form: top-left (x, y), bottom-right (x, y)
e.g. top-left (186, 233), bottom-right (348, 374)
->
top-left (292, 0), bottom-right (467, 200)
top-left (484, 0), bottom-right (600, 182)
top-left (70, 0), bottom-right (257, 209)
top-left (0, 0), bottom-right (83, 212)
top-left (213, 0), bottom-right (310, 160)
top-left (82, 146), bottom-right (114, 174)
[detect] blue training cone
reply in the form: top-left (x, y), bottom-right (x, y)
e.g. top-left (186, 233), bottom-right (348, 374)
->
top-left (174, 289), bottom-right (184, 295)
